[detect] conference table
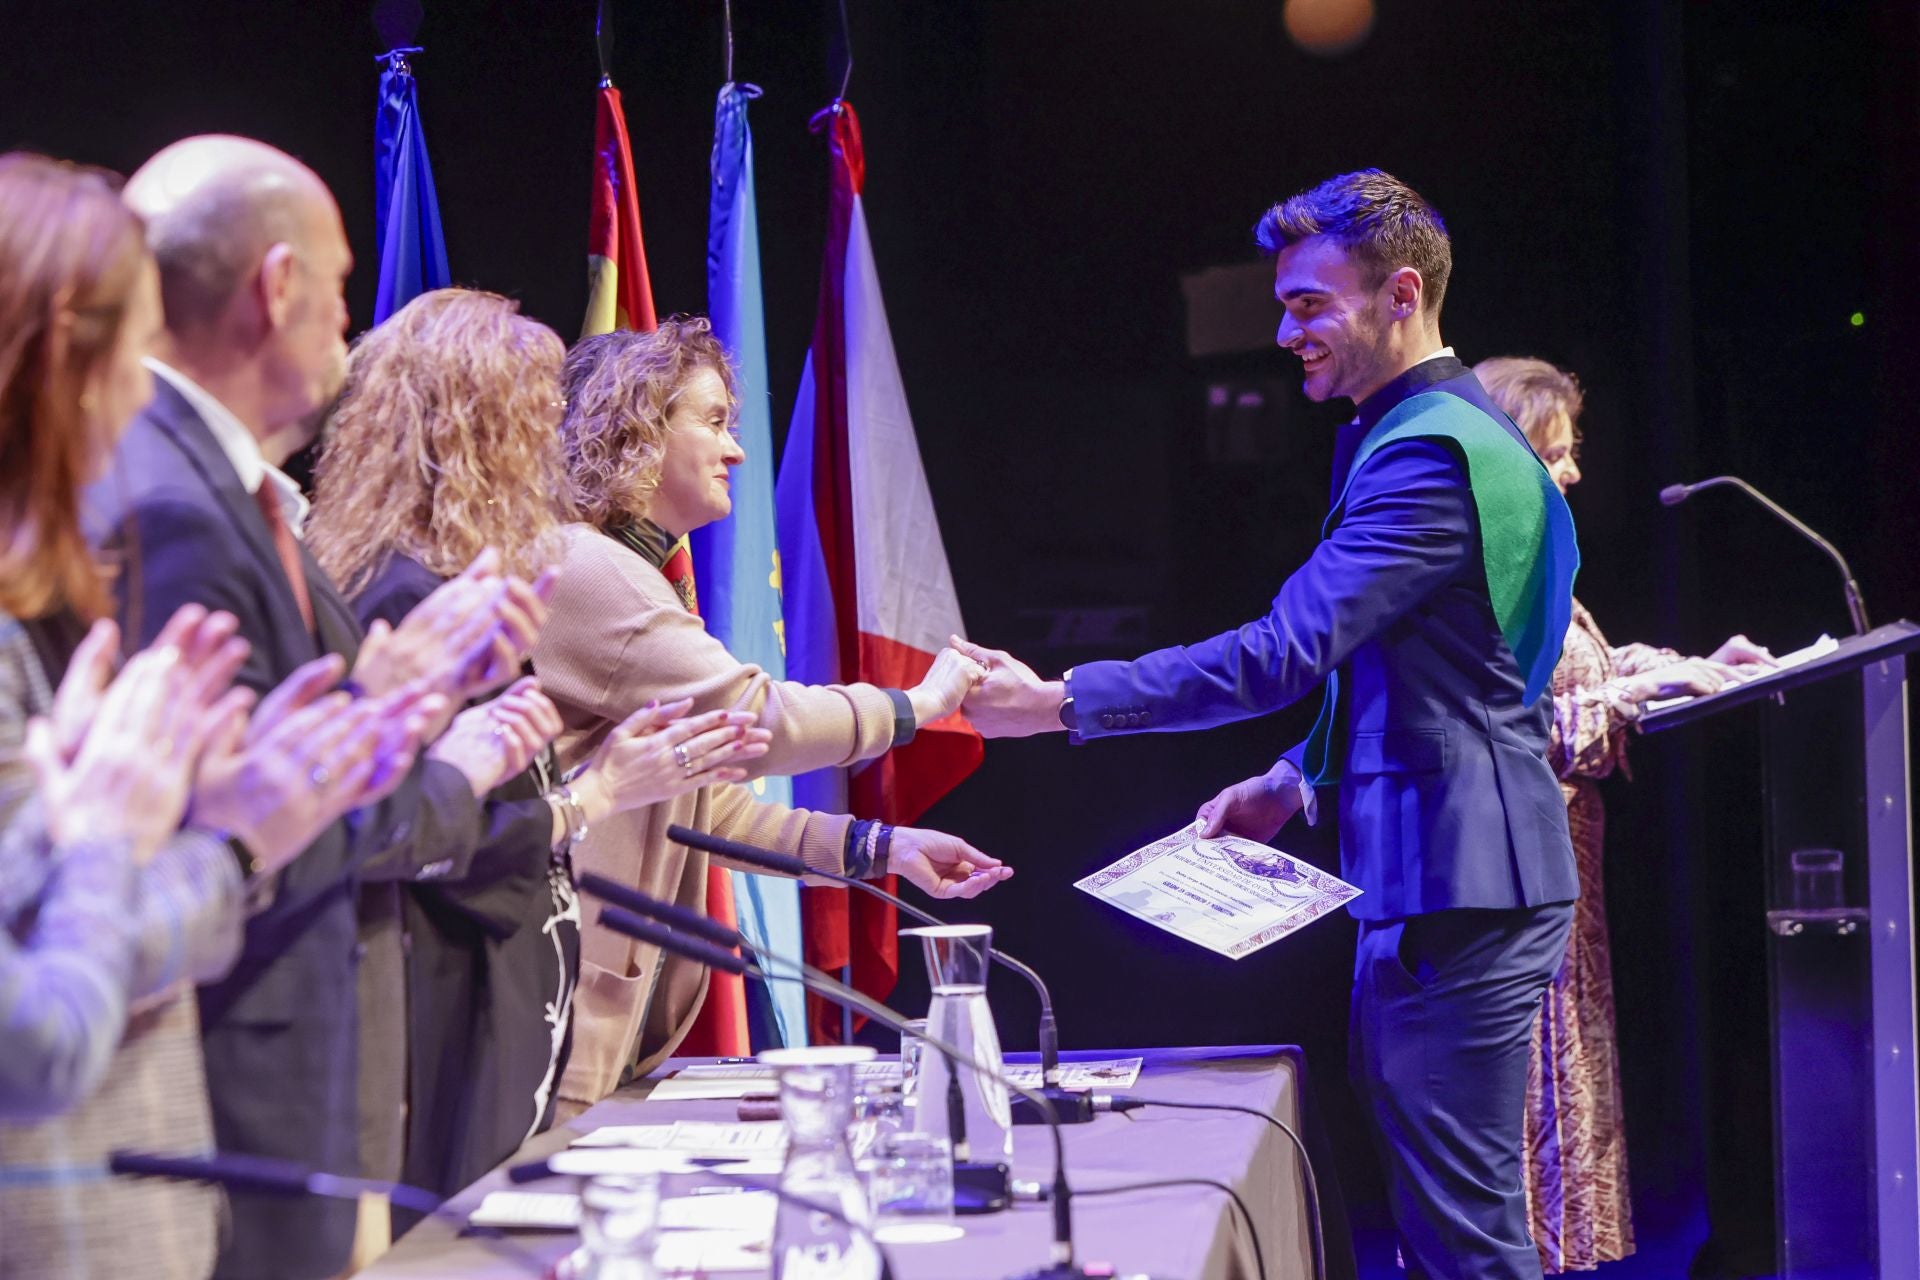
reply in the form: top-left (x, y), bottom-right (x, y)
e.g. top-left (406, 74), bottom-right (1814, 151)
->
top-left (362, 1045), bottom-right (1321, 1280)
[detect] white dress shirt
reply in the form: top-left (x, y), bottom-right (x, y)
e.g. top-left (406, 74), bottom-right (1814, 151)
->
top-left (144, 358), bottom-right (311, 536)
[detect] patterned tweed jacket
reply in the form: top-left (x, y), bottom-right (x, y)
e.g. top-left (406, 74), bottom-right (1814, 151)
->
top-left (0, 610), bottom-right (246, 1279)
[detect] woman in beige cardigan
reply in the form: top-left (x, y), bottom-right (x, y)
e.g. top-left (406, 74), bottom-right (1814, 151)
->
top-left (535, 318), bottom-right (1010, 1111)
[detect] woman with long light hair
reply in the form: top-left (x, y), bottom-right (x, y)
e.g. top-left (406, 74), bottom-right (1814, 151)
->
top-left (307, 287), bottom-right (765, 1198)
top-left (0, 153), bottom-right (423, 1276)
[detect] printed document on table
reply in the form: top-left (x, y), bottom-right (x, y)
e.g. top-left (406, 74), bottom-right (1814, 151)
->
top-left (650, 1061), bottom-right (902, 1100)
top-left (1075, 822), bottom-right (1361, 959)
top-left (1003, 1058), bottom-right (1144, 1091)
top-left (573, 1120), bottom-right (787, 1156)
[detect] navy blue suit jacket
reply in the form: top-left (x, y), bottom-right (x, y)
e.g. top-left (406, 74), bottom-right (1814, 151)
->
top-left (1070, 359), bottom-right (1578, 921)
top-left (87, 380), bottom-right (488, 1278)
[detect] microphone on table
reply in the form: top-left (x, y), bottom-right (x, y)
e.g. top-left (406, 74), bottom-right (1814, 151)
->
top-left (1660, 475), bottom-right (1869, 635)
top-left (665, 824), bottom-right (1091, 1125)
top-left (107, 1149), bottom-right (443, 1218)
top-left (582, 884), bottom-right (977, 1199)
top-left (578, 882), bottom-right (1111, 1280)
top-left (579, 876), bottom-right (980, 1170)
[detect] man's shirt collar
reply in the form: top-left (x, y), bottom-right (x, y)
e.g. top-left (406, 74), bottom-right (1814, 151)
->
top-left (145, 358), bottom-right (311, 534)
top-left (1352, 346), bottom-right (1462, 434)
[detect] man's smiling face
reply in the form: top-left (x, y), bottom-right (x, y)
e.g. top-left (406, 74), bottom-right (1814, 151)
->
top-left (1272, 234), bottom-right (1395, 405)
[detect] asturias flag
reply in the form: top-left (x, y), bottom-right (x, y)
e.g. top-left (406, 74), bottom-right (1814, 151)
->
top-left (578, 75), bottom-right (749, 1056)
top-left (776, 101), bottom-right (983, 1039)
top-left (372, 48), bottom-right (451, 325)
top-left (690, 81), bottom-right (809, 1052)
top-left (581, 81), bottom-right (657, 337)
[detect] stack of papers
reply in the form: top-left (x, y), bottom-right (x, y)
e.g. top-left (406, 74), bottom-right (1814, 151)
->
top-left (1004, 1058), bottom-right (1144, 1091)
top-left (573, 1119), bottom-right (787, 1158)
top-left (471, 1189), bottom-right (777, 1273)
top-left (649, 1061), bottom-right (902, 1101)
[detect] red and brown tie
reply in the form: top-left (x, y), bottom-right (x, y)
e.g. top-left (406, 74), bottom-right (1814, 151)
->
top-left (253, 484), bottom-right (315, 634)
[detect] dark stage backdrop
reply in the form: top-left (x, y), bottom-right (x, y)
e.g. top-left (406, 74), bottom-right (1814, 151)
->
top-left (8, 0), bottom-right (1914, 1267)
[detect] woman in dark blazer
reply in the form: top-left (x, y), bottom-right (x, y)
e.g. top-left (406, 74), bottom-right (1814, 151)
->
top-left (305, 287), bottom-right (766, 1203)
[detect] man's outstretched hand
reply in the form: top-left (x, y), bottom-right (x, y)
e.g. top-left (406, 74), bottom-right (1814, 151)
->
top-left (949, 636), bottom-right (1065, 739)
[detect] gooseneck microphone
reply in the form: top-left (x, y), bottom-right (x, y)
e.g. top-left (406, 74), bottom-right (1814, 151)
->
top-left (1660, 475), bottom-right (1869, 635)
top-left (108, 1149), bottom-right (443, 1217)
top-left (583, 885), bottom-right (1111, 1279)
top-left (664, 824), bottom-right (1089, 1125)
top-left (586, 890), bottom-right (979, 1169)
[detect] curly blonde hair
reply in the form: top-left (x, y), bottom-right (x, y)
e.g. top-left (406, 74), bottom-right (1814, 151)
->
top-left (559, 316), bottom-right (737, 527)
top-left (307, 288), bottom-right (569, 596)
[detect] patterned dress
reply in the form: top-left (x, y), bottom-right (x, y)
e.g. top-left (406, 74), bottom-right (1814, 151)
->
top-left (1524, 599), bottom-right (1679, 1271)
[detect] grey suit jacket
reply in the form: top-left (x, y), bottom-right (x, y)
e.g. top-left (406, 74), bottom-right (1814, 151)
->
top-left (87, 381), bottom-right (485, 1279)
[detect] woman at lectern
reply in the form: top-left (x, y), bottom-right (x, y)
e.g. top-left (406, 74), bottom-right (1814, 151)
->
top-left (1477, 356), bottom-right (1777, 1273)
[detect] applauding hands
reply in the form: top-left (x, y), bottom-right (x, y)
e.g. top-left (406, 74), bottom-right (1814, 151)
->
top-left (353, 548), bottom-right (555, 709)
top-left (27, 608), bottom-right (246, 863)
top-left (192, 655), bottom-right (449, 876)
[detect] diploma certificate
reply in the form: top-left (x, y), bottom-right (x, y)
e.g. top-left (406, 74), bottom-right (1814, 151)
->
top-left (1075, 822), bottom-right (1361, 959)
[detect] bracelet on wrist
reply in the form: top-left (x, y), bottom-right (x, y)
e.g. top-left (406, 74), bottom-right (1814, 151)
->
top-left (546, 783), bottom-right (590, 852)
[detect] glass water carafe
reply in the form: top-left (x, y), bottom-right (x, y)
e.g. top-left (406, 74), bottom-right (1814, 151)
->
top-left (760, 1046), bottom-right (883, 1280)
top-left (902, 923), bottom-right (1013, 1162)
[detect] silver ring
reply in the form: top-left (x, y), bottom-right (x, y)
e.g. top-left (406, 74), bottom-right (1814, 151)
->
top-left (672, 743), bottom-right (692, 770)
top-left (309, 765), bottom-right (331, 788)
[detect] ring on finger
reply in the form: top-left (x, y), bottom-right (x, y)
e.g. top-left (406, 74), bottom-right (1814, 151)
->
top-left (309, 764), bottom-right (332, 788)
top-left (672, 743), bottom-right (693, 774)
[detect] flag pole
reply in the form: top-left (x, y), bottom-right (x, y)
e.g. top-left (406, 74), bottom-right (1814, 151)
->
top-left (595, 0), bottom-right (614, 88)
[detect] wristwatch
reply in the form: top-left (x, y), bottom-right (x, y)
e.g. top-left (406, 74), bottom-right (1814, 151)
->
top-left (1057, 669), bottom-right (1078, 731)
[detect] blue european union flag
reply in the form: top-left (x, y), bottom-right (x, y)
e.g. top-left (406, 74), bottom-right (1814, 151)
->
top-left (373, 48), bottom-right (451, 325)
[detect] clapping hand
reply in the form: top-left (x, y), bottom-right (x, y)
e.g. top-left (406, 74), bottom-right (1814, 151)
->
top-left (28, 606), bottom-right (248, 864)
top-left (189, 656), bottom-right (451, 876)
top-left (427, 676), bottom-right (564, 798)
top-left (569, 699), bottom-right (771, 823)
top-left (947, 636), bottom-right (1065, 739)
top-left (353, 549), bottom-right (557, 708)
top-left (887, 826), bottom-right (1013, 900)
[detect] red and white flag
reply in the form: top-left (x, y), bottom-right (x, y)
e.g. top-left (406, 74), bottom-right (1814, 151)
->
top-left (776, 101), bottom-right (982, 1038)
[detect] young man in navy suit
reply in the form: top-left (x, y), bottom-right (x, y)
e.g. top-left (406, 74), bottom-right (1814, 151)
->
top-left (960, 169), bottom-right (1580, 1280)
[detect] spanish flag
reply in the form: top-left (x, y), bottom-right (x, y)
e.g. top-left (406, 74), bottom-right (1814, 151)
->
top-left (581, 81), bottom-right (657, 338)
top-left (580, 77), bottom-right (748, 1056)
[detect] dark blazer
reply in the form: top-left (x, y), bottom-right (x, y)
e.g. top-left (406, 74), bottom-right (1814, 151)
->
top-left (87, 380), bottom-right (485, 1280)
top-left (1069, 359), bottom-right (1579, 921)
top-left (352, 553), bottom-right (574, 1203)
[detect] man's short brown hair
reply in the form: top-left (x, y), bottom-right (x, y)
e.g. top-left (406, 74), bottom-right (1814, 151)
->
top-left (1255, 168), bottom-right (1453, 316)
